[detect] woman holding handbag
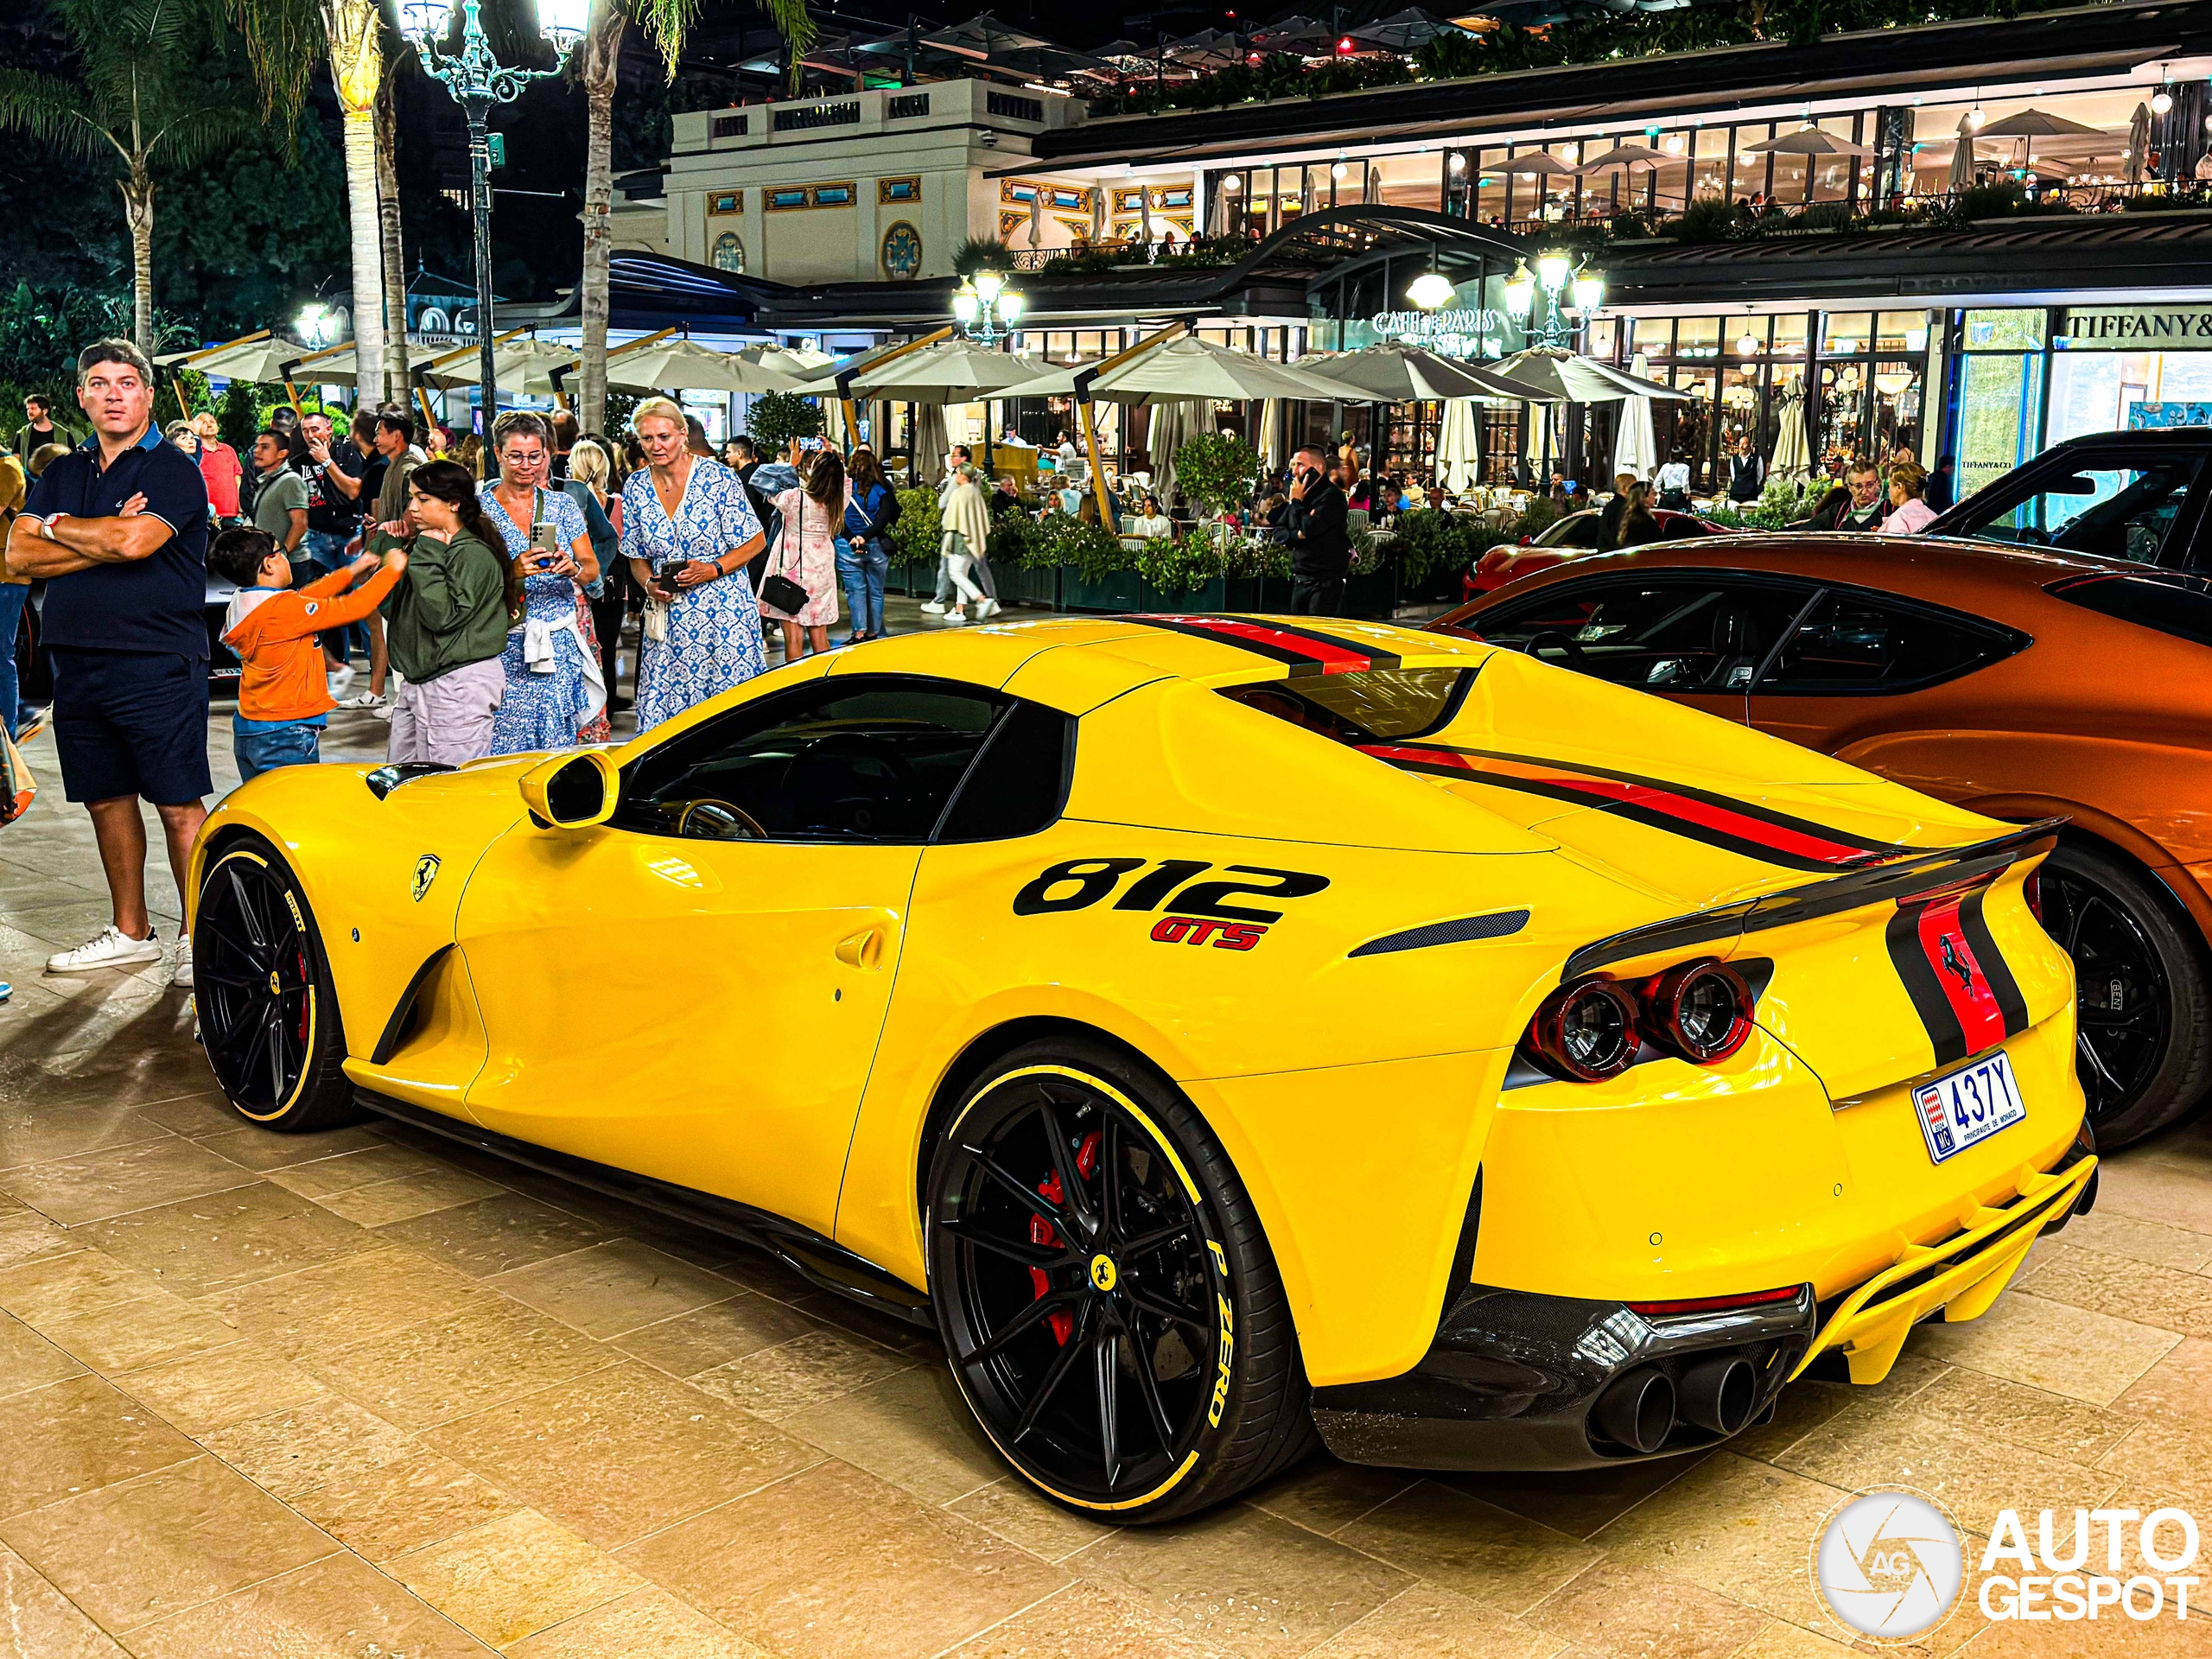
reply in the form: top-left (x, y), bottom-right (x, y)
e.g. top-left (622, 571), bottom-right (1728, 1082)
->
top-left (763, 444), bottom-right (843, 659)
top-left (840, 446), bottom-right (897, 645)
top-left (620, 397), bottom-right (769, 732)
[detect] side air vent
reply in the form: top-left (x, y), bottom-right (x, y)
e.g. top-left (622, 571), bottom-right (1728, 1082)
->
top-left (1350, 909), bottom-right (1530, 958)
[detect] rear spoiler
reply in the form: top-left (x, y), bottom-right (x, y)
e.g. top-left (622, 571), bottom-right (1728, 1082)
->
top-left (1564, 818), bottom-right (2064, 980)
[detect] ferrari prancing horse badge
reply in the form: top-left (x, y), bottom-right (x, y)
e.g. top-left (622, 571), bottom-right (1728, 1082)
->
top-left (411, 855), bottom-right (440, 902)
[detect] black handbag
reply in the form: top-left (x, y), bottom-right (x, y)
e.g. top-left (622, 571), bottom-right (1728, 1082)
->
top-left (760, 495), bottom-right (813, 615)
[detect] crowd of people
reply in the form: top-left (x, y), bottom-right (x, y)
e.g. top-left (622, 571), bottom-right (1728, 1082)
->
top-left (0, 340), bottom-right (893, 990)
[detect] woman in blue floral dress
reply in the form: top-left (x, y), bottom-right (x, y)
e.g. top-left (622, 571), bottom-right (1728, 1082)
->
top-left (619, 397), bottom-right (770, 732)
top-left (479, 413), bottom-right (609, 755)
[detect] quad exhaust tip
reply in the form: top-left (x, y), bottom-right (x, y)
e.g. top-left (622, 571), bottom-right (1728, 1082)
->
top-left (1678, 1354), bottom-right (1758, 1435)
top-left (1590, 1366), bottom-right (1675, 1454)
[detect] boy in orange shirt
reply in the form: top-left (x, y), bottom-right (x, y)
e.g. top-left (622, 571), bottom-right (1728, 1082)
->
top-left (210, 525), bottom-right (405, 782)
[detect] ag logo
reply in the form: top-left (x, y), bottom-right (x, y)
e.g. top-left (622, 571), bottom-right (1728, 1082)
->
top-left (1812, 1488), bottom-right (1964, 1642)
top-left (411, 855), bottom-right (441, 903)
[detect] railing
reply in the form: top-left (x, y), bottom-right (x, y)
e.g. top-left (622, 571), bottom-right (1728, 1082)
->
top-left (1480, 176), bottom-right (2212, 242)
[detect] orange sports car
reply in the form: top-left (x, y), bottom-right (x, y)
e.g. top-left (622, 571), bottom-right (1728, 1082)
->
top-left (1434, 537), bottom-right (2212, 1145)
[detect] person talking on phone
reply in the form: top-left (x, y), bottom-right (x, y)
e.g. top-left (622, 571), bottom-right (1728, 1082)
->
top-left (620, 397), bottom-right (769, 732)
top-left (477, 410), bottom-right (607, 754)
top-left (1282, 443), bottom-right (1352, 615)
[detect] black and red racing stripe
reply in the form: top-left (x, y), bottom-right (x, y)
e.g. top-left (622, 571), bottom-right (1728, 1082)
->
top-left (1885, 887), bottom-right (2031, 1065)
top-left (1119, 614), bottom-right (1402, 677)
top-left (1360, 741), bottom-right (1908, 873)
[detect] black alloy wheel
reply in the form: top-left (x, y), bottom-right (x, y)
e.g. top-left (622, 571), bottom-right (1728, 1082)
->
top-left (2037, 842), bottom-right (2212, 1147)
top-left (194, 838), bottom-right (355, 1131)
top-left (926, 1040), bottom-right (1315, 1522)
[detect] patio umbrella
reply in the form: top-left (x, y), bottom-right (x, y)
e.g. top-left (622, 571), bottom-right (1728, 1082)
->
top-left (1577, 143), bottom-right (1668, 172)
top-left (1163, 28), bottom-right (1245, 68)
top-left (1436, 397), bottom-right (1481, 490)
top-left (1770, 379), bottom-right (1809, 480)
top-left (1258, 397), bottom-right (1285, 471)
top-left (1488, 347), bottom-right (1690, 404)
top-left (278, 343), bottom-right (441, 385)
top-left (1301, 345), bottom-right (1531, 404)
top-left (912, 404), bottom-right (948, 484)
top-left (1350, 8), bottom-right (1458, 52)
top-left (741, 342), bottom-right (836, 376)
top-left (1949, 112), bottom-right (1978, 189)
top-left (419, 338), bottom-right (580, 395)
top-left (1745, 127), bottom-right (1877, 160)
top-left (605, 339), bottom-right (809, 394)
top-left (2128, 102), bottom-right (2151, 184)
top-left (836, 339), bottom-right (1046, 403)
top-left (156, 334), bottom-right (315, 381)
top-left (1500, 152), bottom-right (1580, 178)
top-left (1145, 398), bottom-right (1202, 506)
top-left (1976, 108), bottom-right (2105, 139)
top-left (1247, 16), bottom-right (1333, 54)
top-left (1002, 335), bottom-right (1355, 404)
top-left (1611, 353), bottom-right (1658, 479)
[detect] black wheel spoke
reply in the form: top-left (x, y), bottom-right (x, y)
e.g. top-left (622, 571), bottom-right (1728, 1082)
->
top-left (260, 1004), bottom-right (287, 1105)
top-left (967, 1289), bottom-right (1079, 1367)
top-left (969, 1153), bottom-right (1075, 1239)
top-left (226, 863), bottom-right (269, 954)
top-left (1036, 1094), bottom-right (1096, 1241)
top-left (1120, 1284), bottom-right (1211, 1333)
top-left (1101, 1116), bottom-right (1123, 1243)
top-left (1012, 1300), bottom-right (1094, 1441)
top-left (194, 964), bottom-right (258, 990)
top-left (1119, 1218), bottom-right (1193, 1258)
top-left (1129, 1332), bottom-right (1179, 1452)
top-left (1094, 1328), bottom-right (1122, 1487)
top-left (941, 1221), bottom-right (1076, 1272)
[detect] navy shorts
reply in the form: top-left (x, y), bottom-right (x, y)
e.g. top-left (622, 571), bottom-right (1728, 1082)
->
top-left (49, 648), bottom-right (213, 805)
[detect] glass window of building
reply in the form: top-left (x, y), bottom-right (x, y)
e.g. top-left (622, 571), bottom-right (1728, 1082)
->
top-left (1370, 151), bottom-right (1440, 210)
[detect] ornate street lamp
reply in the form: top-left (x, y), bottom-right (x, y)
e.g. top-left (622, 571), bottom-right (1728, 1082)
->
top-left (1504, 251), bottom-right (1604, 350)
top-left (396, 0), bottom-right (587, 422)
top-left (952, 268), bottom-right (1025, 343)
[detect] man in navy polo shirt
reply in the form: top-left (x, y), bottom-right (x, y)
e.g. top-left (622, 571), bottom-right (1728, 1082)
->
top-left (5, 340), bottom-right (211, 988)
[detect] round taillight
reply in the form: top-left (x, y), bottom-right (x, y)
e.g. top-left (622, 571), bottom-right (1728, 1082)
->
top-left (1643, 958), bottom-right (1753, 1064)
top-left (1525, 978), bottom-right (1642, 1081)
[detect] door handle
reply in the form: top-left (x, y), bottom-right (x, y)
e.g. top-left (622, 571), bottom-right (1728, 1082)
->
top-left (835, 926), bottom-right (887, 970)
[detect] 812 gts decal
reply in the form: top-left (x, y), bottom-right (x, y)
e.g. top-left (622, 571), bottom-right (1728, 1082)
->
top-left (1013, 858), bottom-right (1329, 951)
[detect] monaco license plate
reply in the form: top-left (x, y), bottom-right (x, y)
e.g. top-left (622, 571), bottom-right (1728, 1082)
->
top-left (1913, 1051), bottom-right (2027, 1164)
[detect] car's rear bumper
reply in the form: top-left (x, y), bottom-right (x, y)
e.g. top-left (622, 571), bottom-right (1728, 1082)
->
top-left (1311, 1130), bottom-right (2096, 1471)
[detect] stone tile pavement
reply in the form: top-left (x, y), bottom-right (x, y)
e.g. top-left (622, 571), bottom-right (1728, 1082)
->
top-left (0, 681), bottom-right (2208, 1657)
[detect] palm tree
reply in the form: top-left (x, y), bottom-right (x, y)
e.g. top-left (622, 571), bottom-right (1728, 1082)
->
top-left (0, 0), bottom-right (257, 357)
top-left (574, 0), bottom-right (812, 435)
top-left (225, 0), bottom-right (391, 405)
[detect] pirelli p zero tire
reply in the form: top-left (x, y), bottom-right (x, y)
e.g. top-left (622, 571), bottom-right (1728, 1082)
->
top-left (925, 1039), bottom-right (1317, 1524)
top-left (194, 835), bottom-right (357, 1133)
top-left (2040, 841), bottom-right (2212, 1148)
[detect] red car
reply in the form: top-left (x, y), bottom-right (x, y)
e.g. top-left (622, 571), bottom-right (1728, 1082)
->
top-left (1465, 506), bottom-right (1720, 597)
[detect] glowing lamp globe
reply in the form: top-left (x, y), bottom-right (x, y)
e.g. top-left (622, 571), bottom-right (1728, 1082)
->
top-left (1407, 270), bottom-right (1456, 310)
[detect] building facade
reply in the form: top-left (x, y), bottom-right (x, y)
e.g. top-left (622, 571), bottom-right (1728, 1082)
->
top-left (616, 0), bottom-right (2212, 492)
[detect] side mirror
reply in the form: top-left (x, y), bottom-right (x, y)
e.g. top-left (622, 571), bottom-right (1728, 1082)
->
top-left (1519, 534), bottom-right (1533, 546)
top-left (519, 750), bottom-right (620, 831)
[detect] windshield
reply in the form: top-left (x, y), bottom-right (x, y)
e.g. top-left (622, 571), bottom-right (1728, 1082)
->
top-left (1944, 455), bottom-right (2201, 563)
top-left (1537, 513), bottom-right (1603, 549)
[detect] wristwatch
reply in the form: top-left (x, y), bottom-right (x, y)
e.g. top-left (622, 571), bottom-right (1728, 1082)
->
top-left (39, 514), bottom-right (62, 540)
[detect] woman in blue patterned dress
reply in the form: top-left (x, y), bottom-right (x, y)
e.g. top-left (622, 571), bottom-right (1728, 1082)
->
top-left (480, 412), bottom-right (609, 754)
top-left (620, 397), bottom-right (770, 732)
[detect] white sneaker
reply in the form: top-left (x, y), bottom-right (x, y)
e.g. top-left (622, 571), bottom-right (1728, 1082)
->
top-left (919, 601), bottom-right (948, 615)
top-left (47, 925), bottom-right (162, 975)
top-left (372, 702), bottom-right (395, 722)
top-left (976, 598), bottom-right (1002, 619)
top-left (172, 937), bottom-right (194, 988)
top-left (945, 608), bottom-right (968, 625)
top-left (327, 664), bottom-right (357, 700)
top-left (337, 691), bottom-right (383, 710)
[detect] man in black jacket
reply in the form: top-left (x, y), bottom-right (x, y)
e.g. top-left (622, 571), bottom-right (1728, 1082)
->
top-left (1282, 444), bottom-right (1351, 615)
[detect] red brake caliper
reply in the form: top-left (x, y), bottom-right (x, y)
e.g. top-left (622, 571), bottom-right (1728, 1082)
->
top-left (1028, 1129), bottom-right (1102, 1345)
top-left (296, 948), bottom-right (310, 1041)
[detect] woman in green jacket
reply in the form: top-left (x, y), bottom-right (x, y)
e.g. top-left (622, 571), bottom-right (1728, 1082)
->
top-left (378, 459), bottom-right (518, 765)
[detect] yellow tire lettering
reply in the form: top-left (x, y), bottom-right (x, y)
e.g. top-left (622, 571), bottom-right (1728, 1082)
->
top-left (1207, 1239), bottom-right (1229, 1276)
top-left (283, 891), bottom-right (304, 931)
top-left (1210, 1291), bottom-right (1236, 1426)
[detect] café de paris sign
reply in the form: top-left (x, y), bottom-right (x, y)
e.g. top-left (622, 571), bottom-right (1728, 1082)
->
top-left (1370, 305), bottom-right (1511, 359)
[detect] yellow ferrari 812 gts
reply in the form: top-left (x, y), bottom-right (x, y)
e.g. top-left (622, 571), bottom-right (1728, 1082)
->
top-left (189, 616), bottom-right (2098, 1522)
